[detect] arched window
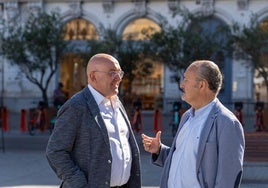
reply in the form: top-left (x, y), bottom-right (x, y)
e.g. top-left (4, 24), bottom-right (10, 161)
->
top-left (259, 19), bottom-right (268, 33)
top-left (122, 18), bottom-right (161, 40)
top-left (255, 19), bottom-right (268, 101)
top-left (63, 18), bottom-right (99, 40)
top-left (121, 18), bottom-right (163, 110)
top-left (187, 17), bottom-right (231, 102)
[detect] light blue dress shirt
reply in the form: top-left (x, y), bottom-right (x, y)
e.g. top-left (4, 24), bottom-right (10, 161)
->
top-left (168, 99), bottom-right (216, 188)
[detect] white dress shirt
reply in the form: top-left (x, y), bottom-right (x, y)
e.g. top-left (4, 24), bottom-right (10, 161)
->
top-left (88, 84), bottom-right (132, 186)
top-left (168, 99), bottom-right (216, 188)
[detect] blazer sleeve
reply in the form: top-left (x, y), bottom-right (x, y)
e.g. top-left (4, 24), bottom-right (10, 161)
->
top-left (152, 144), bottom-right (171, 167)
top-left (152, 111), bottom-right (190, 168)
top-left (46, 104), bottom-right (88, 188)
top-left (215, 116), bottom-right (245, 188)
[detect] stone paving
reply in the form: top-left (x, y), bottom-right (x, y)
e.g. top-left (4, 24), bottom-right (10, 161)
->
top-left (0, 111), bottom-right (267, 188)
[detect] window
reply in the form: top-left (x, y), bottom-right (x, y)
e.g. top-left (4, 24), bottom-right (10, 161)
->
top-left (122, 18), bottom-right (160, 40)
top-left (63, 18), bottom-right (98, 40)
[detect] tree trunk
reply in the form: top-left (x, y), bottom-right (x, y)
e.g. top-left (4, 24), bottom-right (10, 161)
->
top-left (41, 88), bottom-right (49, 107)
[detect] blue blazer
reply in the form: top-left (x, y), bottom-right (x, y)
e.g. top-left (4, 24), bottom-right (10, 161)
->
top-left (153, 99), bottom-right (245, 188)
top-left (46, 87), bottom-right (141, 188)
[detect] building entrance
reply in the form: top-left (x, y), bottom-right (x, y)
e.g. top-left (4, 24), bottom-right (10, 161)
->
top-left (59, 54), bottom-right (87, 98)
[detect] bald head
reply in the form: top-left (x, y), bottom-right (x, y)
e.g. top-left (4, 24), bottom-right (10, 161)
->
top-left (87, 53), bottom-right (119, 74)
top-left (86, 53), bottom-right (122, 98)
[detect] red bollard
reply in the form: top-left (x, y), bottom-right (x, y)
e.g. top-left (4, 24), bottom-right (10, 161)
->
top-left (131, 109), bottom-right (142, 133)
top-left (234, 109), bottom-right (243, 126)
top-left (255, 109), bottom-right (265, 131)
top-left (39, 108), bottom-right (48, 132)
top-left (153, 109), bottom-right (162, 133)
top-left (20, 109), bottom-right (28, 132)
top-left (1, 107), bottom-right (10, 132)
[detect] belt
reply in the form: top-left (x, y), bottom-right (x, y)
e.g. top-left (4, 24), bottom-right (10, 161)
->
top-left (111, 184), bottom-right (128, 188)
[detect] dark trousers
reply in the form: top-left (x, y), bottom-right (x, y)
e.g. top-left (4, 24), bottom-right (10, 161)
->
top-left (111, 184), bottom-right (128, 188)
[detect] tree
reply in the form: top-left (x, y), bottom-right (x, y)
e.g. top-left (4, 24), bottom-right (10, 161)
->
top-left (86, 29), bottom-right (153, 94)
top-left (0, 10), bottom-right (67, 106)
top-left (231, 15), bottom-right (268, 100)
top-left (144, 8), bottom-right (231, 80)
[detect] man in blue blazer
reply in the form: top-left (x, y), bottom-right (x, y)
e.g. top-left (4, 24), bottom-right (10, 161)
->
top-left (46, 53), bottom-right (141, 188)
top-left (142, 60), bottom-right (245, 188)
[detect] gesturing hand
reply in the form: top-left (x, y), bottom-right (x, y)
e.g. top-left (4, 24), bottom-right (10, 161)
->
top-left (141, 131), bottom-right (161, 154)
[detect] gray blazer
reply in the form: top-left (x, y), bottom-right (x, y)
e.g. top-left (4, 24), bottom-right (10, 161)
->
top-left (153, 99), bottom-right (245, 188)
top-left (46, 87), bottom-right (141, 188)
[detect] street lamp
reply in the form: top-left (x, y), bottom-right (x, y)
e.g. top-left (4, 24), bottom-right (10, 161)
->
top-left (0, 54), bottom-right (4, 153)
top-left (0, 3), bottom-right (3, 108)
top-left (0, 30), bottom-right (4, 108)
top-left (0, 55), bottom-right (3, 108)
top-left (0, 23), bottom-right (5, 152)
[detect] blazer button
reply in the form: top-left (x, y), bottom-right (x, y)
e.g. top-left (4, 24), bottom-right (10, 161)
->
top-left (108, 159), bottom-right (111, 164)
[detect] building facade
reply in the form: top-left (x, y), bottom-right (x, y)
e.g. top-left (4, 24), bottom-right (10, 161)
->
top-left (0, 0), bottom-right (267, 113)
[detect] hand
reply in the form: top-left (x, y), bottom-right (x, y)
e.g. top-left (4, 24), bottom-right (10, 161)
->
top-left (141, 131), bottom-right (161, 154)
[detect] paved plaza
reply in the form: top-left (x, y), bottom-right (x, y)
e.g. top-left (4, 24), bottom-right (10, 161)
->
top-left (0, 112), bottom-right (267, 188)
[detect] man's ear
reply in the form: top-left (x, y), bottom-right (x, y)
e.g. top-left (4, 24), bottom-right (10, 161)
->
top-left (199, 79), bottom-right (207, 90)
top-left (89, 72), bottom-right (96, 82)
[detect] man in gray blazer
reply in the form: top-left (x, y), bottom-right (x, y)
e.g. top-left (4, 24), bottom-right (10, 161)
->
top-left (46, 53), bottom-right (141, 188)
top-left (142, 60), bottom-right (245, 188)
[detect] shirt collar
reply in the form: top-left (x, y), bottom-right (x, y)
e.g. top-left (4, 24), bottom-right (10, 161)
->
top-left (87, 84), bottom-right (119, 107)
top-left (190, 98), bottom-right (216, 117)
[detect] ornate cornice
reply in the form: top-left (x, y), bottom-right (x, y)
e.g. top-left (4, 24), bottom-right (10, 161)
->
top-left (4, 1), bottom-right (19, 22)
top-left (200, 0), bottom-right (215, 16)
top-left (237, 0), bottom-right (249, 10)
top-left (67, 0), bottom-right (82, 18)
top-left (27, 1), bottom-right (43, 12)
top-left (134, 0), bottom-right (148, 17)
top-left (168, 0), bottom-right (179, 13)
top-left (0, 3), bottom-right (3, 20)
top-left (102, 0), bottom-right (114, 14)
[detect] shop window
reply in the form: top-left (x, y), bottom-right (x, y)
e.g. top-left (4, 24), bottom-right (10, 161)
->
top-left (63, 18), bottom-right (98, 40)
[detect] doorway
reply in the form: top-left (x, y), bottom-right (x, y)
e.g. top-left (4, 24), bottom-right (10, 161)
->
top-left (59, 54), bottom-right (87, 98)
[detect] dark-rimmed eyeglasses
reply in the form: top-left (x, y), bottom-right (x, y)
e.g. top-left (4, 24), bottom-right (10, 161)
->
top-left (93, 70), bottom-right (124, 79)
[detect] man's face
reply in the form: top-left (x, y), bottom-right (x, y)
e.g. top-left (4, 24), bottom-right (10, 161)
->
top-left (179, 67), bottom-right (201, 106)
top-left (92, 61), bottom-right (123, 99)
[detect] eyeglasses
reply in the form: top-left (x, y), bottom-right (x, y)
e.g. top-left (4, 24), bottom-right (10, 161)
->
top-left (93, 70), bottom-right (124, 79)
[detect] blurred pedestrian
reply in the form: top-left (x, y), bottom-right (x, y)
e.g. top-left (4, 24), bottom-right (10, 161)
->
top-left (153, 88), bottom-right (163, 133)
top-left (46, 53), bottom-right (141, 188)
top-left (142, 60), bottom-right (245, 188)
top-left (132, 97), bottom-right (142, 133)
top-left (53, 82), bottom-right (67, 107)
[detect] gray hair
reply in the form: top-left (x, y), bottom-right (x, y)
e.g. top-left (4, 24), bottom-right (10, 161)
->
top-left (193, 60), bottom-right (223, 94)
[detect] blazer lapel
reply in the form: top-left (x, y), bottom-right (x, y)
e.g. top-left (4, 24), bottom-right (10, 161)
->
top-left (118, 101), bottom-right (136, 139)
top-left (196, 100), bottom-right (220, 170)
top-left (169, 111), bottom-right (191, 152)
top-left (82, 87), bottom-right (110, 147)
